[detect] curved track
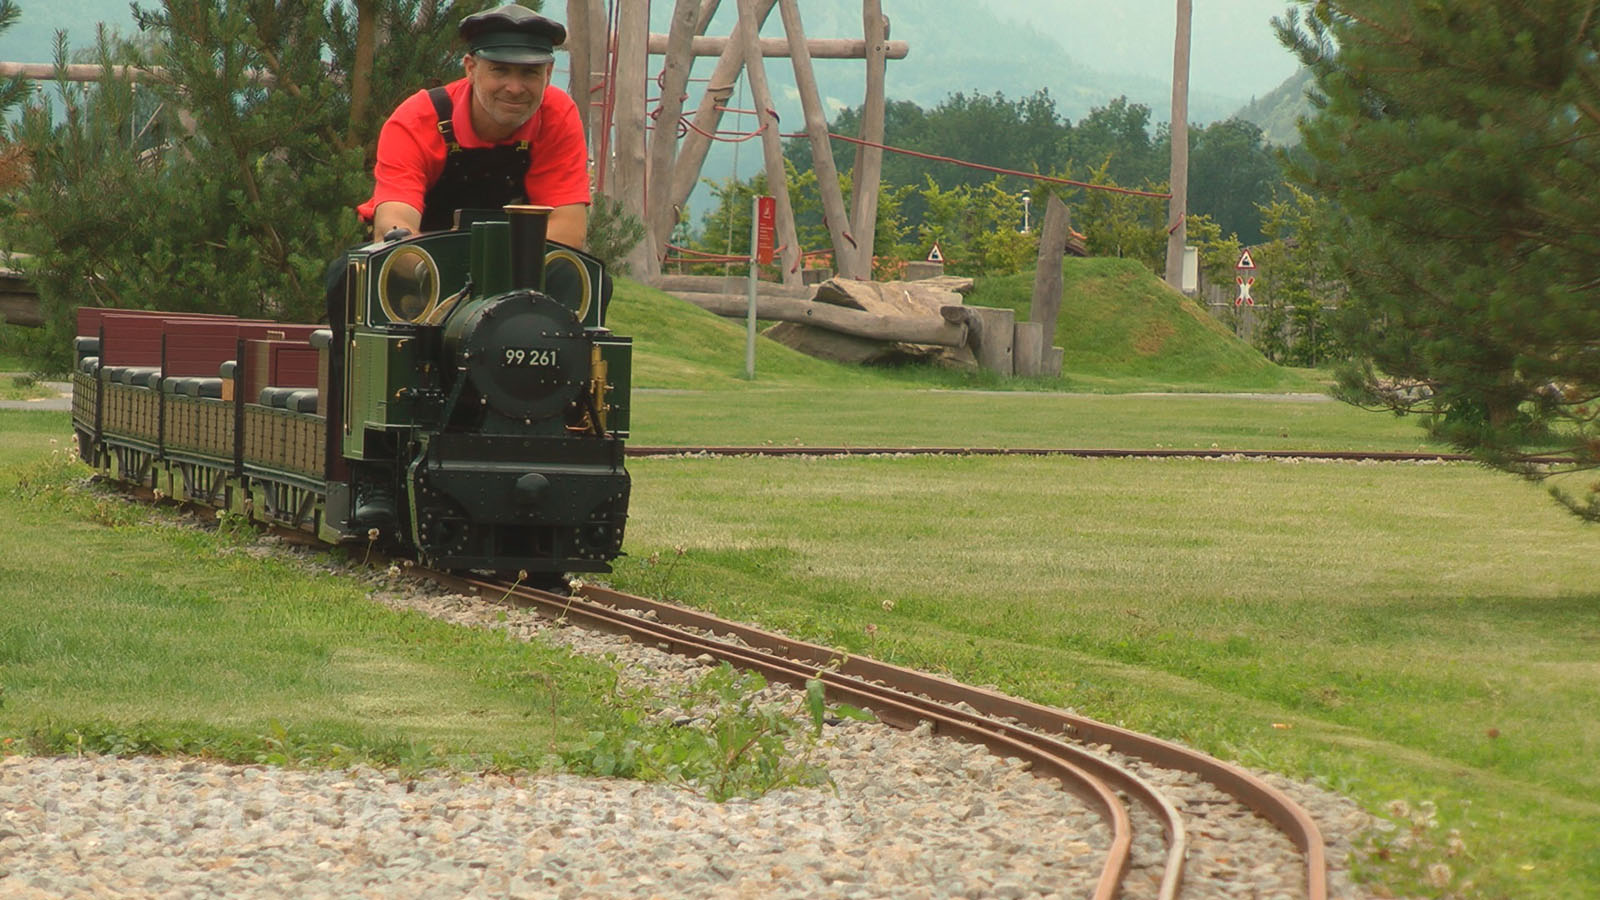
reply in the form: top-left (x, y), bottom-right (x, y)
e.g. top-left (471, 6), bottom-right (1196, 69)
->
top-left (446, 573), bottom-right (1330, 900)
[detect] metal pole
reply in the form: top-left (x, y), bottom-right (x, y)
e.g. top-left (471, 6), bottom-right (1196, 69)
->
top-left (746, 194), bottom-right (759, 379)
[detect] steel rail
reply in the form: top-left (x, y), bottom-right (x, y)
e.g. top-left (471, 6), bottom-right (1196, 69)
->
top-left (627, 445), bottom-right (1574, 464)
top-left (454, 575), bottom-right (1157, 900)
top-left (575, 582), bottom-right (1328, 900)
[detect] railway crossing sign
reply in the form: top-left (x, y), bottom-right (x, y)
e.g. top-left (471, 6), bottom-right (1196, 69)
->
top-left (1235, 249), bottom-right (1256, 307)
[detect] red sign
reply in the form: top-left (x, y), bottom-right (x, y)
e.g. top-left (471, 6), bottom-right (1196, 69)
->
top-left (756, 196), bottom-right (776, 265)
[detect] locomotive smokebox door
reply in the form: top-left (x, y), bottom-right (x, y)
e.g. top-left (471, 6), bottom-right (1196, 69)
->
top-left (447, 290), bottom-right (588, 426)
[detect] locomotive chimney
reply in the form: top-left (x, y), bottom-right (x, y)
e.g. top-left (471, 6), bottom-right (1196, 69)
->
top-left (505, 204), bottom-right (552, 292)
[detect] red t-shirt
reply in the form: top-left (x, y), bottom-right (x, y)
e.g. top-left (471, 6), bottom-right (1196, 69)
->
top-left (358, 77), bottom-right (590, 223)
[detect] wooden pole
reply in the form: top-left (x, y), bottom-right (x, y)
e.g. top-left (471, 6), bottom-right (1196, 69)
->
top-left (1030, 194), bottom-right (1071, 343)
top-left (644, 0), bottom-right (702, 273)
top-left (666, 0), bottom-right (777, 223)
top-left (732, 0), bottom-right (802, 285)
top-left (644, 34), bottom-right (909, 58)
top-left (586, 0), bottom-right (609, 172)
top-left (694, 0), bottom-right (722, 33)
top-left (850, 1), bottom-right (888, 279)
top-left (566, 0), bottom-right (592, 149)
top-left (1164, 0), bottom-right (1192, 290)
top-left (613, 0), bottom-right (653, 273)
top-left (777, 0), bottom-right (858, 278)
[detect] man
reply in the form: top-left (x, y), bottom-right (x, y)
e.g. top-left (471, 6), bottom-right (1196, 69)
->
top-left (357, 2), bottom-right (590, 244)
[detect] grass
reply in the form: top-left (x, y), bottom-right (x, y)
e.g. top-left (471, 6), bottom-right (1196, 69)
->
top-left (608, 453), bottom-right (1599, 899)
top-left (0, 373), bottom-right (58, 402)
top-left (5, 268), bottom-right (1595, 896)
top-left (0, 413), bottom-right (623, 769)
top-left (969, 256), bottom-right (1319, 392)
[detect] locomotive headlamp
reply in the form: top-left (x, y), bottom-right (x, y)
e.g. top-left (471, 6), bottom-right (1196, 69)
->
top-left (377, 246), bottom-right (441, 324)
top-left (542, 249), bottom-right (594, 321)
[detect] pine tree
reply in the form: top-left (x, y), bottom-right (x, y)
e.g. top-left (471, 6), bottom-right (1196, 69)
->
top-left (1279, 1), bottom-right (1600, 520)
top-left (1, 0), bottom-right (480, 370)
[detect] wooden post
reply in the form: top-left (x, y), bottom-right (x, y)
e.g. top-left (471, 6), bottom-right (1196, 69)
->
top-left (1030, 193), bottom-right (1070, 342)
top-left (732, 0), bottom-right (802, 285)
top-left (943, 306), bottom-right (1014, 376)
top-left (566, 0), bottom-right (591, 146)
top-left (585, 0), bottom-right (608, 167)
top-left (695, 0), bottom-right (722, 32)
top-left (643, 34), bottom-right (909, 58)
top-left (1164, 0), bottom-right (1191, 290)
top-left (644, 0), bottom-right (702, 271)
top-left (613, 0), bottom-right (652, 274)
top-left (850, 1), bottom-right (888, 279)
top-left (1013, 322), bottom-right (1044, 377)
top-left (667, 0), bottom-right (778, 222)
top-left (777, 0), bottom-right (858, 278)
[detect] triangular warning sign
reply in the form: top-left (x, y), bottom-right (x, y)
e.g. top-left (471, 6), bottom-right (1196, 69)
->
top-left (1236, 249), bottom-right (1256, 270)
top-left (927, 243), bottom-right (944, 263)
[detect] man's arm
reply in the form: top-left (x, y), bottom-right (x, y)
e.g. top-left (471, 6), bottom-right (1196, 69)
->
top-left (372, 201), bottom-right (423, 240)
top-left (547, 203), bottom-right (588, 248)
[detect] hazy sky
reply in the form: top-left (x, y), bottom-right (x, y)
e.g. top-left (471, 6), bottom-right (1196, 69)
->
top-left (982, 0), bottom-right (1304, 103)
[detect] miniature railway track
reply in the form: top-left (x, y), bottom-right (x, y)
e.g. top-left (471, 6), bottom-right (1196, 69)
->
top-left (445, 572), bottom-right (1330, 900)
top-left (630, 445), bottom-right (1563, 463)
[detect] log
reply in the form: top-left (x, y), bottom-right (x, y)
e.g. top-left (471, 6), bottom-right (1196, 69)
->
top-left (613, 0), bottom-right (653, 274)
top-left (1047, 346), bottom-right (1065, 378)
top-left (812, 277), bottom-right (967, 318)
top-left (850, 1), bottom-right (888, 274)
top-left (764, 322), bottom-right (975, 368)
top-left (0, 272), bottom-right (41, 328)
top-left (778, 0), bottom-right (860, 277)
top-left (942, 305), bottom-right (1014, 376)
top-left (666, 0), bottom-right (778, 231)
top-left (1030, 193), bottom-right (1071, 340)
top-left (644, 0), bottom-right (702, 266)
top-left (565, 1), bottom-right (593, 148)
top-left (675, 292), bottom-right (967, 346)
top-left (649, 274), bottom-right (812, 298)
top-left (732, 0), bottom-right (802, 285)
top-left (1013, 321), bottom-right (1044, 377)
top-left (644, 35), bottom-right (910, 59)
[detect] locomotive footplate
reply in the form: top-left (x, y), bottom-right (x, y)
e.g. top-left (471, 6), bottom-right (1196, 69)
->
top-left (406, 432), bottom-right (629, 573)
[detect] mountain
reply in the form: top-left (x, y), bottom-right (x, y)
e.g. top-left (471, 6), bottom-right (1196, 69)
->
top-left (1235, 67), bottom-right (1315, 146)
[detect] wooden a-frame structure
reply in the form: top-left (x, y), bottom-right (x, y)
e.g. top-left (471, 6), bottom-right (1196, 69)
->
top-left (566, 0), bottom-right (906, 283)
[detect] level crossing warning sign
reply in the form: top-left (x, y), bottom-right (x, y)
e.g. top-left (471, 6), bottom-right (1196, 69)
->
top-left (1235, 248), bottom-right (1256, 306)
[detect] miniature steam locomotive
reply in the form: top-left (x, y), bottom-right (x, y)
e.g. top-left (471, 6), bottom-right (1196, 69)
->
top-left (70, 206), bottom-right (630, 578)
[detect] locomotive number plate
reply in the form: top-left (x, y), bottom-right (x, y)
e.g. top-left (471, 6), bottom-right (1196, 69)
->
top-left (502, 348), bottom-right (559, 367)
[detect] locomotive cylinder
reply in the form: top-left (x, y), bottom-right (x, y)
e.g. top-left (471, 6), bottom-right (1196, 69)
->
top-left (506, 204), bottom-right (553, 291)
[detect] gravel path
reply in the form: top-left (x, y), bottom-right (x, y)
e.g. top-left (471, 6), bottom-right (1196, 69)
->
top-left (0, 574), bottom-right (1381, 899)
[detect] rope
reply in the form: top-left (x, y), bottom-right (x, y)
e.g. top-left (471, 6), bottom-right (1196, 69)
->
top-left (771, 131), bottom-right (1173, 199)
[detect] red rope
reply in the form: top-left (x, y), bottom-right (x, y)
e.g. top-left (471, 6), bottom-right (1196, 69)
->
top-left (813, 132), bottom-right (1171, 199)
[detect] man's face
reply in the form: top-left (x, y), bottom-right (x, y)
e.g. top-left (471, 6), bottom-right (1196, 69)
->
top-left (464, 54), bottom-right (552, 137)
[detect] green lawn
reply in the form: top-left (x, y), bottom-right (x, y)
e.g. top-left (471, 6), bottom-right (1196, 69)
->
top-left (0, 412), bottom-right (621, 769)
top-left (607, 452), bottom-right (1598, 899)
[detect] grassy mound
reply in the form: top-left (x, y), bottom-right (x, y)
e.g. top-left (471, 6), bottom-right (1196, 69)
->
top-left (605, 278), bottom-right (873, 391)
top-left (971, 257), bottom-right (1317, 392)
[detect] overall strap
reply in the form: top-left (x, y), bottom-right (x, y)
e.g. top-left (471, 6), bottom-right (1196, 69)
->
top-left (428, 87), bottom-right (459, 152)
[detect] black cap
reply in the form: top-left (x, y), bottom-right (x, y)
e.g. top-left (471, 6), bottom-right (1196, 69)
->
top-left (460, 4), bottom-right (566, 66)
